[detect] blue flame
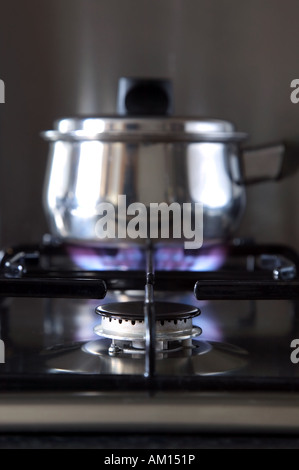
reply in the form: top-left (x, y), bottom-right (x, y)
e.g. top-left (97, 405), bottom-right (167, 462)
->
top-left (67, 245), bottom-right (226, 272)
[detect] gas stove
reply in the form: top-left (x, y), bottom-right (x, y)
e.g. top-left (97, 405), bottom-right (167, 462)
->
top-left (0, 236), bottom-right (299, 434)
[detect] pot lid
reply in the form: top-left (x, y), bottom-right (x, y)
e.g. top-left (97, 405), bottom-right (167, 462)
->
top-left (42, 77), bottom-right (248, 143)
top-left (41, 116), bottom-right (248, 143)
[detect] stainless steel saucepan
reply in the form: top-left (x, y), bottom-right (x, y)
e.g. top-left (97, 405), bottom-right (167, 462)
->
top-left (41, 78), bottom-right (299, 247)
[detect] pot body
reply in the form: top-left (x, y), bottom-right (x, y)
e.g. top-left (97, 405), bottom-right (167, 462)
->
top-left (42, 118), bottom-right (246, 247)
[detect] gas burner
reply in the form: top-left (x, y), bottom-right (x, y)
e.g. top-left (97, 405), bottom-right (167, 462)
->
top-left (94, 301), bottom-right (201, 354)
top-left (42, 298), bottom-right (248, 375)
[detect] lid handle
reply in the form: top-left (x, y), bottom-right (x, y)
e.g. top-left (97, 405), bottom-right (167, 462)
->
top-left (117, 77), bottom-right (174, 116)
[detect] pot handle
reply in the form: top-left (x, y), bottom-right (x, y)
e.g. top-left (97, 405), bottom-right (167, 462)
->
top-left (240, 141), bottom-right (299, 184)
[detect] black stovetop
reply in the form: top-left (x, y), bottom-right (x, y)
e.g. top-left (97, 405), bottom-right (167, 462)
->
top-left (0, 239), bottom-right (299, 432)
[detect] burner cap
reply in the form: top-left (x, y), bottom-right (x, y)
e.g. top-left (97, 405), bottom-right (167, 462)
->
top-left (95, 301), bottom-right (200, 322)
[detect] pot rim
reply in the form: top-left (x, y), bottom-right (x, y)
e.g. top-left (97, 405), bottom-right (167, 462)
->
top-left (41, 116), bottom-right (248, 143)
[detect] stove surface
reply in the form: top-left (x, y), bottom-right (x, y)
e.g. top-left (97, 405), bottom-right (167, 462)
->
top-left (1, 241), bottom-right (299, 432)
top-left (0, 293), bottom-right (299, 432)
top-left (1, 293), bottom-right (296, 378)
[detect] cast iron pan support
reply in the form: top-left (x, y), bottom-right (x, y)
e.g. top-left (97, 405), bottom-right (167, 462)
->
top-left (144, 242), bottom-right (156, 378)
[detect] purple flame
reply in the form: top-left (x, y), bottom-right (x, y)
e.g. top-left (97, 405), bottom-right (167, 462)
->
top-left (67, 244), bottom-right (226, 272)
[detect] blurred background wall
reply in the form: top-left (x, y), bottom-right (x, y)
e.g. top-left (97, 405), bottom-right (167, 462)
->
top-left (0, 0), bottom-right (299, 248)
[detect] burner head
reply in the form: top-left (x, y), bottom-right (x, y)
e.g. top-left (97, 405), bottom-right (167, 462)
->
top-left (94, 301), bottom-right (201, 351)
top-left (96, 301), bottom-right (200, 322)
